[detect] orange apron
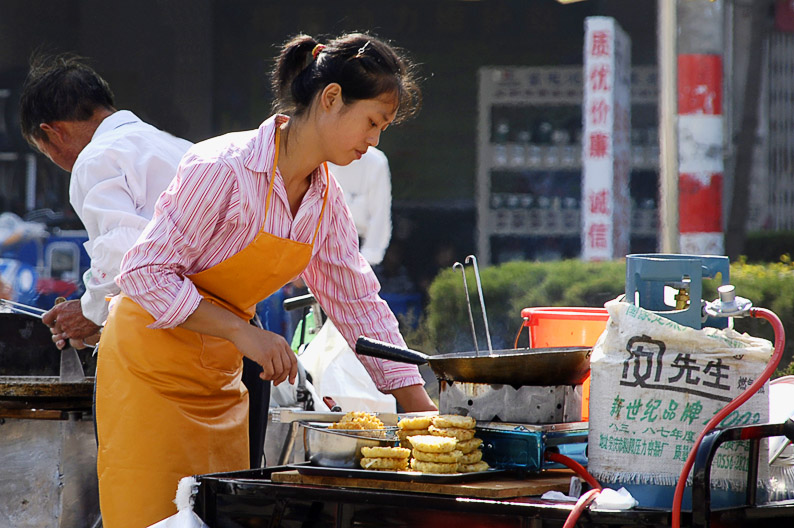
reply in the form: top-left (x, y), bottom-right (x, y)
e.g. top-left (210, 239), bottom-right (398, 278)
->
top-left (96, 129), bottom-right (328, 528)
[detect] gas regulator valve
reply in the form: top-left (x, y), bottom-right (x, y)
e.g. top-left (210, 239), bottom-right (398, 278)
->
top-left (704, 284), bottom-right (753, 318)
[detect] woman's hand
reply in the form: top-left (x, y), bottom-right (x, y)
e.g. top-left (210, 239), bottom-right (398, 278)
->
top-left (179, 299), bottom-right (297, 386)
top-left (229, 324), bottom-right (297, 386)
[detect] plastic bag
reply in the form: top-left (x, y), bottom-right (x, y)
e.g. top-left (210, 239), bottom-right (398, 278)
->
top-left (0, 212), bottom-right (47, 247)
top-left (147, 509), bottom-right (208, 528)
top-left (298, 320), bottom-right (396, 413)
top-left (146, 477), bottom-right (209, 528)
top-left (269, 358), bottom-right (319, 410)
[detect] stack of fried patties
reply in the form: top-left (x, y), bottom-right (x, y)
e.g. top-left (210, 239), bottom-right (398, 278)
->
top-left (359, 445), bottom-right (412, 471)
top-left (399, 414), bottom-right (489, 474)
top-left (329, 411), bottom-right (384, 430)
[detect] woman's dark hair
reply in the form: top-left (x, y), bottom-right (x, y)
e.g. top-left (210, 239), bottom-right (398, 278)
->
top-left (19, 53), bottom-right (115, 145)
top-left (271, 32), bottom-right (421, 124)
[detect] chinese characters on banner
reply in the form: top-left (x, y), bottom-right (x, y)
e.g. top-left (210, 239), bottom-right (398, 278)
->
top-left (582, 17), bottom-right (631, 261)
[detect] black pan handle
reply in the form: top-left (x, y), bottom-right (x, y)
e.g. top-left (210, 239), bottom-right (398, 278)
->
top-left (283, 293), bottom-right (317, 312)
top-left (355, 337), bottom-right (430, 366)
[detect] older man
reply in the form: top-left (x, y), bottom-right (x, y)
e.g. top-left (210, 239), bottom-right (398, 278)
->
top-left (19, 55), bottom-right (192, 345)
top-left (19, 54), bottom-right (268, 469)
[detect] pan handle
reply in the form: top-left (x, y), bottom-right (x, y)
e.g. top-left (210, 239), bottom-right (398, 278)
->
top-left (355, 337), bottom-right (430, 366)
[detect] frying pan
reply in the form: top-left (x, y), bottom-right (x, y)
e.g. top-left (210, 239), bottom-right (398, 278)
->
top-left (355, 337), bottom-right (591, 386)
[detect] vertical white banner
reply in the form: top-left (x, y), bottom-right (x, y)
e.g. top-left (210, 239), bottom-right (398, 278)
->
top-left (582, 17), bottom-right (631, 261)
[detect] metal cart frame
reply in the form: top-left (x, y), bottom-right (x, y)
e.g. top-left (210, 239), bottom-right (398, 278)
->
top-left (194, 419), bottom-right (794, 528)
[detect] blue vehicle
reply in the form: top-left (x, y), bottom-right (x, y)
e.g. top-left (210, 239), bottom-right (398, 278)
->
top-left (0, 211), bottom-right (89, 310)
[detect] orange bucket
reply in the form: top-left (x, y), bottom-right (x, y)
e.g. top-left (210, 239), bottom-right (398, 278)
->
top-left (520, 307), bottom-right (609, 421)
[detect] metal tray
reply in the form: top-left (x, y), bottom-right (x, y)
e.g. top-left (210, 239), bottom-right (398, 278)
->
top-left (289, 463), bottom-right (505, 484)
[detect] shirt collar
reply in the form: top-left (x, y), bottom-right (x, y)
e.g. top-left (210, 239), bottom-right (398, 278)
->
top-left (245, 114), bottom-right (327, 191)
top-left (91, 110), bottom-right (141, 141)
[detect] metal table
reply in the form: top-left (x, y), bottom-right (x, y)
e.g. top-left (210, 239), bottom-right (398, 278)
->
top-left (0, 376), bottom-right (99, 528)
top-left (194, 419), bottom-right (794, 528)
top-left (194, 466), bottom-right (794, 528)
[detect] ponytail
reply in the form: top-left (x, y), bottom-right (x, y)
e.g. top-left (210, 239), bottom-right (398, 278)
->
top-left (270, 32), bottom-right (421, 123)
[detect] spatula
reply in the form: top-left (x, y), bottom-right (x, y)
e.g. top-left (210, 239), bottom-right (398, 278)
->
top-left (54, 297), bottom-right (86, 383)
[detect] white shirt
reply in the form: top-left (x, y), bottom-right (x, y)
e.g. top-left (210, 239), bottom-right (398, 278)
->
top-left (327, 147), bottom-right (392, 266)
top-left (70, 110), bottom-right (192, 325)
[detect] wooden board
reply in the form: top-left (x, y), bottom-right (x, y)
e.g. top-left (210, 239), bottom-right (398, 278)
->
top-left (271, 469), bottom-right (572, 499)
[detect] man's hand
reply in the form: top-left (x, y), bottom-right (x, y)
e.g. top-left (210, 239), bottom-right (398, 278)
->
top-left (67, 331), bottom-right (101, 350)
top-left (42, 300), bottom-right (101, 350)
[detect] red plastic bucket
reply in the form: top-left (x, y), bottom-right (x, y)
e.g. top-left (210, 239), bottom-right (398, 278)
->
top-left (520, 307), bottom-right (609, 421)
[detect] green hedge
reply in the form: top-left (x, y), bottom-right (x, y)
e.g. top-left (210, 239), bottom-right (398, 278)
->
top-left (404, 257), bottom-right (794, 376)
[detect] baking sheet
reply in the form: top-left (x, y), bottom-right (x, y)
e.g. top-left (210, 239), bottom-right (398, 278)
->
top-left (289, 463), bottom-right (505, 484)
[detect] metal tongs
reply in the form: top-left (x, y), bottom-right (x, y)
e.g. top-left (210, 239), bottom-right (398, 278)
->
top-left (0, 298), bottom-right (96, 349)
top-left (0, 298), bottom-right (49, 318)
top-left (452, 255), bottom-right (493, 356)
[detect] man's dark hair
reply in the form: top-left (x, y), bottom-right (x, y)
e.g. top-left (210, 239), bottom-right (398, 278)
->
top-left (19, 53), bottom-right (115, 145)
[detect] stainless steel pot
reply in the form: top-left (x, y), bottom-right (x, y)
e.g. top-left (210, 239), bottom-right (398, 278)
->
top-left (301, 422), bottom-right (397, 468)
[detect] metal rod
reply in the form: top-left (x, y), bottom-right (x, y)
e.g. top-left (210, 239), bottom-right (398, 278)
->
top-left (465, 255), bottom-right (492, 353)
top-left (4, 306), bottom-right (45, 319)
top-left (0, 298), bottom-right (47, 316)
top-left (453, 261), bottom-right (479, 354)
top-left (658, 0), bottom-right (679, 252)
top-left (278, 422), bottom-right (300, 465)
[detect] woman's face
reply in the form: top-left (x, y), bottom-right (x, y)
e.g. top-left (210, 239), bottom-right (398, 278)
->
top-left (323, 90), bottom-right (398, 166)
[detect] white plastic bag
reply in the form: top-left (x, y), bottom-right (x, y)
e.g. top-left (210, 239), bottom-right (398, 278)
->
top-left (147, 509), bottom-right (208, 528)
top-left (0, 212), bottom-right (47, 246)
top-left (146, 477), bottom-right (209, 528)
top-left (298, 320), bottom-right (396, 413)
top-left (593, 487), bottom-right (639, 509)
top-left (269, 358), bottom-right (321, 410)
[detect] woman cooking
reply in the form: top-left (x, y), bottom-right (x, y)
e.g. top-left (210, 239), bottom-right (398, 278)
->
top-left (94, 32), bottom-right (437, 528)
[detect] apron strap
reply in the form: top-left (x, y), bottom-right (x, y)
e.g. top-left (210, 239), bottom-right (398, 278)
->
top-left (262, 127), bottom-right (281, 227)
top-left (263, 125), bottom-right (329, 247)
top-left (312, 162), bottom-right (330, 246)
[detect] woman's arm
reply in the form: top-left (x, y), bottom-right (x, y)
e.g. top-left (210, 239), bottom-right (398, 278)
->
top-left (302, 179), bottom-right (433, 404)
top-left (389, 385), bottom-right (437, 412)
top-left (179, 299), bottom-right (298, 386)
top-left (117, 154), bottom-right (242, 328)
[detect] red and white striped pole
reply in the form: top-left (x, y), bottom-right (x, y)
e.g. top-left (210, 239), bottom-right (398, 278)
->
top-left (676, 1), bottom-right (724, 255)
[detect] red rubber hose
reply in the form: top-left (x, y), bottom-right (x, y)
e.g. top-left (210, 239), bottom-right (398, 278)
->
top-left (562, 488), bottom-right (601, 528)
top-left (671, 307), bottom-right (785, 528)
top-left (544, 450), bottom-right (603, 527)
top-left (545, 450), bottom-right (602, 491)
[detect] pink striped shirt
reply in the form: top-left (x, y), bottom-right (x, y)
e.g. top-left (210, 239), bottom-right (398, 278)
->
top-left (117, 115), bottom-right (423, 391)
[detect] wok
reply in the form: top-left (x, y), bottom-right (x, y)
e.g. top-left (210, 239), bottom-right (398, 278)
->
top-left (355, 337), bottom-right (591, 386)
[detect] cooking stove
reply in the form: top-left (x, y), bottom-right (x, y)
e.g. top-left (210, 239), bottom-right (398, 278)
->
top-left (439, 380), bottom-right (583, 423)
top-left (439, 380), bottom-right (588, 472)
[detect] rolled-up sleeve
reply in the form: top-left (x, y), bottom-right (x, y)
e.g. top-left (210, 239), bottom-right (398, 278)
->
top-left (302, 188), bottom-right (424, 392)
top-left (116, 155), bottom-right (238, 328)
top-left (71, 153), bottom-right (159, 325)
top-left (79, 224), bottom-right (142, 325)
